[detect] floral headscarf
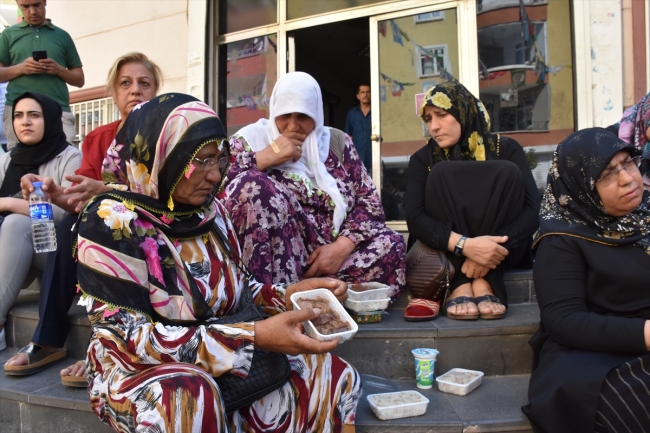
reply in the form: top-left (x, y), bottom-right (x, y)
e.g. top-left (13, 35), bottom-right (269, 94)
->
top-left (419, 81), bottom-right (498, 162)
top-left (618, 92), bottom-right (650, 175)
top-left (75, 93), bottom-right (234, 324)
top-left (534, 128), bottom-right (650, 254)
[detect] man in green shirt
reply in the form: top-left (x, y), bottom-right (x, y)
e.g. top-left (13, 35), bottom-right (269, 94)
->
top-left (0, 0), bottom-right (84, 149)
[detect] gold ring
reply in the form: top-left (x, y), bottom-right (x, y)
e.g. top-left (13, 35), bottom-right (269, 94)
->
top-left (269, 140), bottom-right (280, 153)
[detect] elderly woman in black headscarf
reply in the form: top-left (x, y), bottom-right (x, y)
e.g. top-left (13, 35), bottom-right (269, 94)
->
top-left (403, 81), bottom-right (540, 321)
top-left (522, 128), bottom-right (650, 433)
top-left (76, 93), bottom-right (361, 433)
top-left (0, 92), bottom-right (80, 351)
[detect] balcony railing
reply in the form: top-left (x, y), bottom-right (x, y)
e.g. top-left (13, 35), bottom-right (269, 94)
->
top-left (70, 97), bottom-right (120, 151)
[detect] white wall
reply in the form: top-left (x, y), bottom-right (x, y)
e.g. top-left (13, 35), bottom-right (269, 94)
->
top-left (46, 1), bottom-right (189, 95)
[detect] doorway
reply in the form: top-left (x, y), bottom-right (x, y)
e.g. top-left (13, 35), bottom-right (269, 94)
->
top-left (290, 18), bottom-right (370, 131)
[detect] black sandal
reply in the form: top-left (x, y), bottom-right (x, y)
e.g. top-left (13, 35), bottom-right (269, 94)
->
top-left (4, 343), bottom-right (67, 376)
top-left (475, 294), bottom-right (506, 320)
top-left (444, 296), bottom-right (479, 320)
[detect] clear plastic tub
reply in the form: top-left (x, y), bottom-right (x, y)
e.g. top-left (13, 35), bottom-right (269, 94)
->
top-left (367, 391), bottom-right (430, 420)
top-left (347, 282), bottom-right (391, 301)
top-left (344, 297), bottom-right (391, 312)
top-left (290, 289), bottom-right (358, 343)
top-left (435, 368), bottom-right (484, 396)
top-left (349, 310), bottom-right (384, 324)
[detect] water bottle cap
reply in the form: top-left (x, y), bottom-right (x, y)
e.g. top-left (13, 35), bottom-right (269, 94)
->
top-left (33, 182), bottom-right (43, 188)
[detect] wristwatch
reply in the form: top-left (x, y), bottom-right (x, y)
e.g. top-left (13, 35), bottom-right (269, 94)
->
top-left (453, 236), bottom-right (468, 256)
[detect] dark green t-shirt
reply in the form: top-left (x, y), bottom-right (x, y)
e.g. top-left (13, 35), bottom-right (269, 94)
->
top-left (0, 19), bottom-right (82, 111)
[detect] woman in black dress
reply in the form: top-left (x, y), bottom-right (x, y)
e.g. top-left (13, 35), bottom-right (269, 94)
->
top-left (522, 128), bottom-right (650, 432)
top-left (403, 82), bottom-right (540, 320)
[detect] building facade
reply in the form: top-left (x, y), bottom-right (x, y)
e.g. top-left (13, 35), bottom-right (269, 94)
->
top-left (43, 0), bottom-right (648, 230)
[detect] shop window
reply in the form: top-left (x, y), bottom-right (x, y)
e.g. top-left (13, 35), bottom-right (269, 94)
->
top-left (417, 45), bottom-right (450, 78)
top-left (414, 11), bottom-right (445, 23)
top-left (476, 0), bottom-right (573, 142)
top-left (217, 35), bottom-right (278, 137)
top-left (218, 0), bottom-right (277, 35)
top-left (287, 0), bottom-right (390, 21)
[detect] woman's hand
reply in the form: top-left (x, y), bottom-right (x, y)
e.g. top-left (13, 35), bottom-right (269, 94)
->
top-left (462, 236), bottom-right (509, 268)
top-left (304, 236), bottom-right (355, 278)
top-left (20, 174), bottom-right (66, 204)
top-left (285, 277), bottom-right (348, 310)
top-left (461, 257), bottom-right (490, 279)
top-left (256, 132), bottom-right (306, 171)
top-left (254, 308), bottom-right (340, 355)
top-left (63, 175), bottom-right (112, 212)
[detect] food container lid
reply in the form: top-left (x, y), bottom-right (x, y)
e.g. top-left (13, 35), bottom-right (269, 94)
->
top-left (436, 368), bottom-right (484, 385)
top-left (411, 348), bottom-right (439, 359)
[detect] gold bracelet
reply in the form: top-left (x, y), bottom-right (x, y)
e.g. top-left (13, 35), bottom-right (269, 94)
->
top-left (269, 140), bottom-right (280, 153)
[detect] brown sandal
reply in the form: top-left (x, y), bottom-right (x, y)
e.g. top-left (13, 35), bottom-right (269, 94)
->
top-left (4, 344), bottom-right (67, 376)
top-left (60, 361), bottom-right (88, 388)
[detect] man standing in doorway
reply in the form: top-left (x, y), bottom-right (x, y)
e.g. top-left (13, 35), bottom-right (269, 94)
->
top-left (344, 84), bottom-right (372, 172)
top-left (0, 0), bottom-right (84, 149)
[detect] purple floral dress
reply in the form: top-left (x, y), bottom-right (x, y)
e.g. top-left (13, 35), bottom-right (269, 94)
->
top-left (220, 132), bottom-right (406, 303)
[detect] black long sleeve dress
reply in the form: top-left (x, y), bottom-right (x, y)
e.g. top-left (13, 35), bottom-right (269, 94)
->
top-left (522, 235), bottom-right (650, 432)
top-left (404, 136), bottom-right (541, 303)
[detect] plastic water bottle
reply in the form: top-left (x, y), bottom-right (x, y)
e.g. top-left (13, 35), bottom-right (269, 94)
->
top-left (29, 181), bottom-right (57, 253)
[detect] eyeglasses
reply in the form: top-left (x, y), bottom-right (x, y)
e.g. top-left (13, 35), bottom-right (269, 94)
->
top-left (595, 156), bottom-right (642, 186)
top-left (193, 152), bottom-right (230, 175)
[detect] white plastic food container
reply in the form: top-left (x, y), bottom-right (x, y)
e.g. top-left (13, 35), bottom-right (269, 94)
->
top-left (347, 282), bottom-right (391, 301)
top-left (367, 391), bottom-right (430, 420)
top-left (290, 289), bottom-right (358, 343)
top-left (435, 368), bottom-right (484, 396)
top-left (344, 297), bottom-right (391, 313)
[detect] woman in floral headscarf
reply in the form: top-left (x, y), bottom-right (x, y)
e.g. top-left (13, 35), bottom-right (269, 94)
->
top-left (220, 72), bottom-right (405, 305)
top-left (76, 93), bottom-right (361, 432)
top-left (610, 92), bottom-right (650, 190)
top-left (522, 128), bottom-right (650, 432)
top-left (403, 81), bottom-right (540, 320)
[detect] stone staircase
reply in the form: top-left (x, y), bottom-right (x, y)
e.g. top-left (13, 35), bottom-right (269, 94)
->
top-left (1, 270), bottom-right (538, 432)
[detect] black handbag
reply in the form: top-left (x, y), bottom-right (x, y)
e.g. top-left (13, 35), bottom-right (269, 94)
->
top-left (210, 226), bottom-right (291, 414)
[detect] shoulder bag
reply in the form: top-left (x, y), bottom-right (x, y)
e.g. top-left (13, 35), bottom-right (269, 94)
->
top-left (405, 240), bottom-right (455, 301)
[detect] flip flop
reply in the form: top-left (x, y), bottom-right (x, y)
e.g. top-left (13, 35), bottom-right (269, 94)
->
top-left (4, 344), bottom-right (67, 376)
top-left (444, 296), bottom-right (479, 320)
top-left (404, 298), bottom-right (441, 322)
top-left (475, 294), bottom-right (506, 320)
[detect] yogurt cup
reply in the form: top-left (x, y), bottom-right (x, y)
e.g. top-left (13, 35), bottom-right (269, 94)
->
top-left (411, 348), bottom-right (439, 389)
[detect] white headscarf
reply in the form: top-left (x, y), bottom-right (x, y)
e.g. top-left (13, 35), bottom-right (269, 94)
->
top-left (236, 72), bottom-right (347, 233)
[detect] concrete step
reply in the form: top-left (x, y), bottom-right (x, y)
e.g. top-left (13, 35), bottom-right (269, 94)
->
top-left (0, 345), bottom-right (531, 433)
top-left (333, 303), bottom-right (538, 379)
top-left (6, 270), bottom-right (537, 377)
top-left (357, 373), bottom-right (532, 432)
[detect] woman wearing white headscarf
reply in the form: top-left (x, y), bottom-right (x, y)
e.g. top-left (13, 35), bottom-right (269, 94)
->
top-left (220, 72), bottom-right (405, 302)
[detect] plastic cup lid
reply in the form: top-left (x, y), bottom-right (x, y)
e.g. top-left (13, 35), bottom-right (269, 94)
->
top-left (412, 348), bottom-right (439, 359)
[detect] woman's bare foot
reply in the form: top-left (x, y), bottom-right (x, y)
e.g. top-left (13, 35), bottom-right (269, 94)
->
top-left (5, 343), bottom-right (62, 367)
top-left (472, 278), bottom-right (506, 316)
top-left (446, 283), bottom-right (478, 317)
top-left (60, 360), bottom-right (86, 378)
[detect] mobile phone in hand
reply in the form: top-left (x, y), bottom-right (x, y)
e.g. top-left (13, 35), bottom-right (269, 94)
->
top-left (32, 50), bottom-right (47, 61)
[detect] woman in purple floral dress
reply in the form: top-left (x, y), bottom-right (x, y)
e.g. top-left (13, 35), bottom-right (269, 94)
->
top-left (220, 72), bottom-right (405, 303)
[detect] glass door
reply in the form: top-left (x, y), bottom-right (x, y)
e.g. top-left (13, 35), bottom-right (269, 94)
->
top-left (369, 3), bottom-right (471, 229)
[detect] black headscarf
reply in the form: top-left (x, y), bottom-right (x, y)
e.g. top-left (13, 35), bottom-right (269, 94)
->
top-left (419, 81), bottom-right (499, 163)
top-left (0, 92), bottom-right (69, 198)
top-left (534, 128), bottom-right (650, 253)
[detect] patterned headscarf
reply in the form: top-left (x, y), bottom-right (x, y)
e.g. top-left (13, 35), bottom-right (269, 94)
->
top-left (618, 92), bottom-right (650, 175)
top-left (75, 93), bottom-right (235, 324)
top-left (419, 81), bottom-right (498, 162)
top-left (534, 128), bottom-right (650, 254)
